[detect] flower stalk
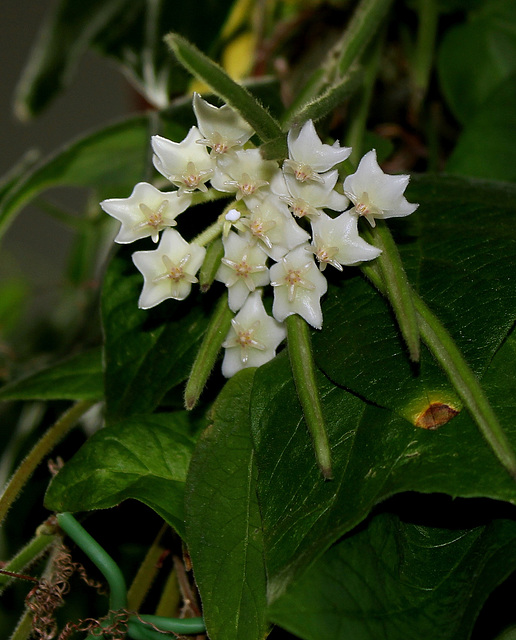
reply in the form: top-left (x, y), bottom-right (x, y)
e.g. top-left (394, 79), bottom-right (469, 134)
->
top-left (361, 261), bottom-right (516, 479)
top-left (287, 315), bottom-right (333, 480)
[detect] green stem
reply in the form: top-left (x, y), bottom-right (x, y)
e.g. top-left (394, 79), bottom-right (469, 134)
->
top-left (57, 513), bottom-right (127, 611)
top-left (9, 607), bottom-right (34, 640)
top-left (137, 614), bottom-right (205, 635)
top-left (361, 263), bottom-right (516, 479)
top-left (337, 0), bottom-right (393, 78)
top-left (281, 0), bottom-right (392, 127)
top-left (57, 514), bottom-right (206, 638)
top-left (410, 0), bottom-right (439, 120)
top-left (0, 531), bottom-right (56, 592)
top-left (184, 293), bottom-right (233, 410)
top-left (415, 296), bottom-right (516, 478)
top-left (192, 217), bottom-right (223, 248)
top-left (347, 36), bottom-right (384, 164)
top-left (287, 315), bottom-right (333, 479)
top-left (363, 220), bottom-right (420, 361)
top-left (0, 400), bottom-right (95, 526)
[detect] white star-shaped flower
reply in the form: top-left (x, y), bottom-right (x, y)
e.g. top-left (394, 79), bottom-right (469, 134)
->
top-left (152, 127), bottom-right (214, 194)
top-left (270, 244), bottom-right (327, 329)
top-left (211, 149), bottom-right (277, 201)
top-left (278, 169), bottom-right (349, 219)
top-left (100, 182), bottom-right (191, 243)
top-left (284, 120), bottom-right (351, 183)
top-left (343, 149), bottom-right (419, 227)
top-left (238, 196), bottom-right (310, 261)
top-left (215, 232), bottom-right (269, 311)
top-left (132, 228), bottom-right (206, 308)
top-left (309, 211), bottom-right (382, 271)
top-left (221, 291), bottom-right (286, 378)
top-left (193, 93), bottom-right (254, 156)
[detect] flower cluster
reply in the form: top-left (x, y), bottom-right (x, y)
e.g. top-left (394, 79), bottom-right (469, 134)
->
top-left (101, 94), bottom-right (418, 378)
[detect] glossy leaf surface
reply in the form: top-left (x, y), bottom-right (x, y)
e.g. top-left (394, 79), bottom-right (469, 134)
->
top-left (185, 369), bottom-right (269, 640)
top-left (45, 412), bottom-right (198, 537)
top-left (101, 247), bottom-right (210, 423)
top-left (0, 349), bottom-right (102, 401)
top-left (269, 502), bottom-right (516, 640)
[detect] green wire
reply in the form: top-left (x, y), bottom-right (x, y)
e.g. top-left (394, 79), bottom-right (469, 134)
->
top-left (56, 513), bottom-right (206, 638)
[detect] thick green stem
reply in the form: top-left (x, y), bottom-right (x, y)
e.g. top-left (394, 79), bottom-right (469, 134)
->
top-left (287, 315), bottom-right (333, 479)
top-left (363, 220), bottom-right (420, 361)
top-left (184, 293), bottom-right (233, 410)
top-left (0, 400), bottom-right (95, 526)
top-left (57, 513), bottom-right (127, 611)
top-left (361, 263), bottom-right (516, 479)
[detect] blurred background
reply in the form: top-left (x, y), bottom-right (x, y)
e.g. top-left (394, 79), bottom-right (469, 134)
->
top-left (1, 0), bottom-right (128, 319)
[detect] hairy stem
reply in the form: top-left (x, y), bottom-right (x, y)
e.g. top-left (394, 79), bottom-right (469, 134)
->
top-left (287, 315), bottom-right (333, 479)
top-left (0, 400), bottom-right (95, 526)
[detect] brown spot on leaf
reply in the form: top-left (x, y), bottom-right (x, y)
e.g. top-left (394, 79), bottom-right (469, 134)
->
top-left (415, 402), bottom-right (459, 430)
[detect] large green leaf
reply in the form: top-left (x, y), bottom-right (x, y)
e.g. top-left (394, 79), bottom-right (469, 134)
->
top-left (437, 0), bottom-right (516, 125)
top-left (313, 175), bottom-right (516, 422)
top-left (250, 318), bottom-right (516, 601)
top-left (185, 369), bottom-right (269, 640)
top-left (44, 412), bottom-right (198, 537)
top-left (101, 247), bottom-right (211, 423)
top-left (0, 349), bottom-right (102, 401)
top-left (269, 502), bottom-right (516, 640)
top-left (446, 75), bottom-right (516, 182)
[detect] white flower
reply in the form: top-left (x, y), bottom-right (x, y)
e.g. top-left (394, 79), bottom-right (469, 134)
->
top-left (152, 128), bottom-right (214, 194)
top-left (343, 149), bottom-right (418, 227)
top-left (309, 211), bottom-right (382, 271)
top-left (193, 93), bottom-right (254, 155)
top-left (270, 245), bottom-right (327, 329)
top-left (215, 232), bottom-right (269, 311)
top-left (221, 291), bottom-right (286, 377)
top-left (284, 120), bottom-right (351, 183)
top-left (132, 228), bottom-right (206, 308)
top-left (211, 149), bottom-right (277, 200)
top-left (278, 170), bottom-right (349, 219)
top-left (100, 182), bottom-right (191, 243)
top-left (237, 197), bottom-right (310, 261)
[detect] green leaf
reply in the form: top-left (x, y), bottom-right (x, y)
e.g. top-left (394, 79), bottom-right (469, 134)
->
top-left (0, 349), bottom-right (103, 401)
top-left (185, 369), bottom-right (269, 640)
top-left (0, 112), bottom-right (188, 242)
top-left (446, 74), bottom-right (516, 182)
top-left (270, 502), bottom-right (516, 640)
top-left (0, 116), bottom-right (147, 242)
top-left (101, 248), bottom-right (210, 423)
top-left (14, 0), bottom-right (129, 119)
top-left (250, 322), bottom-right (516, 601)
top-left (314, 176), bottom-right (516, 422)
top-left (166, 33), bottom-right (286, 151)
top-left (437, 0), bottom-right (516, 125)
top-left (45, 412), bottom-right (198, 537)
